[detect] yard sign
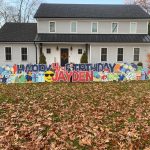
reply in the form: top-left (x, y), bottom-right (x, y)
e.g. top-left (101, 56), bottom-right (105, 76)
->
top-left (0, 63), bottom-right (149, 83)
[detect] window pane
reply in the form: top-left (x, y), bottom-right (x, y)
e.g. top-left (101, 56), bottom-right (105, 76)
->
top-left (71, 22), bottom-right (77, 32)
top-left (134, 48), bottom-right (140, 61)
top-left (118, 48), bottom-right (123, 54)
top-left (50, 22), bottom-right (55, 32)
top-left (21, 48), bottom-right (27, 54)
top-left (134, 55), bottom-right (139, 61)
top-left (21, 48), bottom-right (27, 61)
top-left (5, 47), bottom-right (11, 60)
top-left (101, 48), bottom-right (107, 54)
top-left (101, 48), bottom-right (107, 61)
top-left (117, 55), bottom-right (123, 61)
top-left (47, 48), bottom-right (51, 54)
top-left (22, 55), bottom-right (27, 61)
top-left (92, 22), bottom-right (98, 33)
top-left (101, 55), bottom-right (107, 61)
top-left (112, 23), bottom-right (118, 33)
top-left (130, 22), bottom-right (137, 33)
top-left (134, 48), bottom-right (139, 55)
top-left (117, 48), bottom-right (123, 61)
top-left (78, 49), bottom-right (82, 54)
top-left (6, 55), bottom-right (11, 61)
top-left (5, 47), bottom-right (11, 54)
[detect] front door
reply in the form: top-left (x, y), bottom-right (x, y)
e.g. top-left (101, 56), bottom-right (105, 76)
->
top-left (61, 48), bottom-right (69, 66)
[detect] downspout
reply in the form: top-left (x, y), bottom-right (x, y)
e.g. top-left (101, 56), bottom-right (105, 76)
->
top-left (90, 44), bottom-right (91, 63)
top-left (34, 41), bottom-right (38, 64)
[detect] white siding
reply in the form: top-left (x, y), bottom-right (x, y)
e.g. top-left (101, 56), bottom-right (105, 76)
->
top-left (37, 19), bottom-right (149, 34)
top-left (0, 43), bottom-right (38, 66)
top-left (91, 43), bottom-right (150, 67)
top-left (42, 44), bottom-right (86, 65)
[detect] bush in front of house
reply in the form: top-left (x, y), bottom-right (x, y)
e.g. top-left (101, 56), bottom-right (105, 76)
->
top-left (80, 51), bottom-right (88, 63)
top-left (39, 52), bottom-right (47, 64)
top-left (137, 62), bottom-right (143, 67)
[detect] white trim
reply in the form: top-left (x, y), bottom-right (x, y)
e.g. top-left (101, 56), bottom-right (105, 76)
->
top-left (133, 47), bottom-right (140, 62)
top-left (111, 22), bottom-right (118, 34)
top-left (37, 18), bottom-right (150, 21)
top-left (70, 21), bottom-right (77, 33)
top-left (147, 21), bottom-right (149, 34)
top-left (49, 21), bottom-right (56, 33)
top-left (34, 42), bottom-right (150, 46)
top-left (91, 22), bottom-right (98, 33)
top-left (0, 42), bottom-right (35, 44)
top-left (130, 22), bottom-right (137, 34)
top-left (20, 47), bottom-right (28, 62)
top-left (4, 46), bottom-right (12, 62)
top-left (100, 47), bottom-right (108, 62)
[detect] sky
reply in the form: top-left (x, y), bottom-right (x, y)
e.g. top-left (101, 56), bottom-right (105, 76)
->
top-left (6, 0), bottom-right (124, 5)
top-left (45, 0), bottom-right (124, 4)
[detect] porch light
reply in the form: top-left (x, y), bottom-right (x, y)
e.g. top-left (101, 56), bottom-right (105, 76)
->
top-left (70, 46), bottom-right (73, 51)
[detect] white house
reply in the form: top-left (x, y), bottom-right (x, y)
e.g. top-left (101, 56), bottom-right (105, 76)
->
top-left (0, 3), bottom-right (150, 67)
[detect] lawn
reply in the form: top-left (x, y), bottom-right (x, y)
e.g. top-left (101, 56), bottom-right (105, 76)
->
top-left (0, 81), bottom-right (150, 149)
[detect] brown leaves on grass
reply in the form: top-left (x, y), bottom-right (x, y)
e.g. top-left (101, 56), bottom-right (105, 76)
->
top-left (0, 81), bottom-right (150, 149)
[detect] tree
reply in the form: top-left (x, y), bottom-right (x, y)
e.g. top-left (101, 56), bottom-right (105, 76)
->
top-left (124, 0), bottom-right (150, 13)
top-left (16, 0), bottom-right (42, 23)
top-left (147, 53), bottom-right (150, 68)
top-left (80, 51), bottom-right (88, 63)
top-left (0, 0), bottom-right (42, 26)
top-left (39, 53), bottom-right (47, 64)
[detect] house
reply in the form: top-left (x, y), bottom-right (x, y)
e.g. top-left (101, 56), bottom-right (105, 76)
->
top-left (0, 3), bottom-right (150, 67)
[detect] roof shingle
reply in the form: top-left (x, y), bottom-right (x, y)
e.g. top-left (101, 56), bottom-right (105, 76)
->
top-left (0, 23), bottom-right (37, 42)
top-left (35, 33), bottom-right (150, 43)
top-left (34, 3), bottom-right (150, 19)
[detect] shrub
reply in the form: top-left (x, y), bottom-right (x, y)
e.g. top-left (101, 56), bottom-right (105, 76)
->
top-left (137, 62), bottom-right (143, 67)
top-left (39, 53), bottom-right (46, 64)
top-left (80, 51), bottom-right (88, 63)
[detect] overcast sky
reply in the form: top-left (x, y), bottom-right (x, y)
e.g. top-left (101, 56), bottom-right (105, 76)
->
top-left (45, 0), bottom-right (123, 4)
top-left (6, 0), bottom-right (124, 5)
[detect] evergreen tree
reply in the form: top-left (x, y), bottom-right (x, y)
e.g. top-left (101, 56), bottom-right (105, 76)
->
top-left (39, 53), bottom-right (46, 64)
top-left (80, 51), bottom-right (88, 63)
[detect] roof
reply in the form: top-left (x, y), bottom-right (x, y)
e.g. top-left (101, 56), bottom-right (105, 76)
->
top-left (0, 23), bottom-right (37, 42)
top-left (34, 34), bottom-right (150, 43)
top-left (34, 3), bottom-right (150, 19)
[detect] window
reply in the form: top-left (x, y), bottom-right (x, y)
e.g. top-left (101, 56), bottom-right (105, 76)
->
top-left (47, 48), bottom-right (51, 54)
top-left (130, 22), bottom-right (137, 33)
top-left (5, 47), bottom-right (11, 61)
top-left (92, 22), bottom-right (98, 33)
top-left (101, 48), bottom-right (107, 61)
top-left (112, 22), bottom-right (118, 33)
top-left (134, 48), bottom-right (140, 61)
top-left (21, 48), bottom-right (27, 61)
top-left (71, 21), bottom-right (77, 33)
top-left (78, 49), bottom-right (82, 54)
top-left (117, 48), bottom-right (123, 61)
top-left (50, 22), bottom-right (55, 32)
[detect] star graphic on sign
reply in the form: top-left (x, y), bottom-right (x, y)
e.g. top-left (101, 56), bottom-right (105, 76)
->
top-left (2, 75), bottom-right (7, 83)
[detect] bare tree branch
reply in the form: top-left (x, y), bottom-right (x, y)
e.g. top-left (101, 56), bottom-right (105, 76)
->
top-left (124, 0), bottom-right (150, 13)
top-left (0, 0), bottom-right (42, 26)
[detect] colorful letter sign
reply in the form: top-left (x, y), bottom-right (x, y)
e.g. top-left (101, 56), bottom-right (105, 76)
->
top-left (0, 63), bottom-right (149, 83)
